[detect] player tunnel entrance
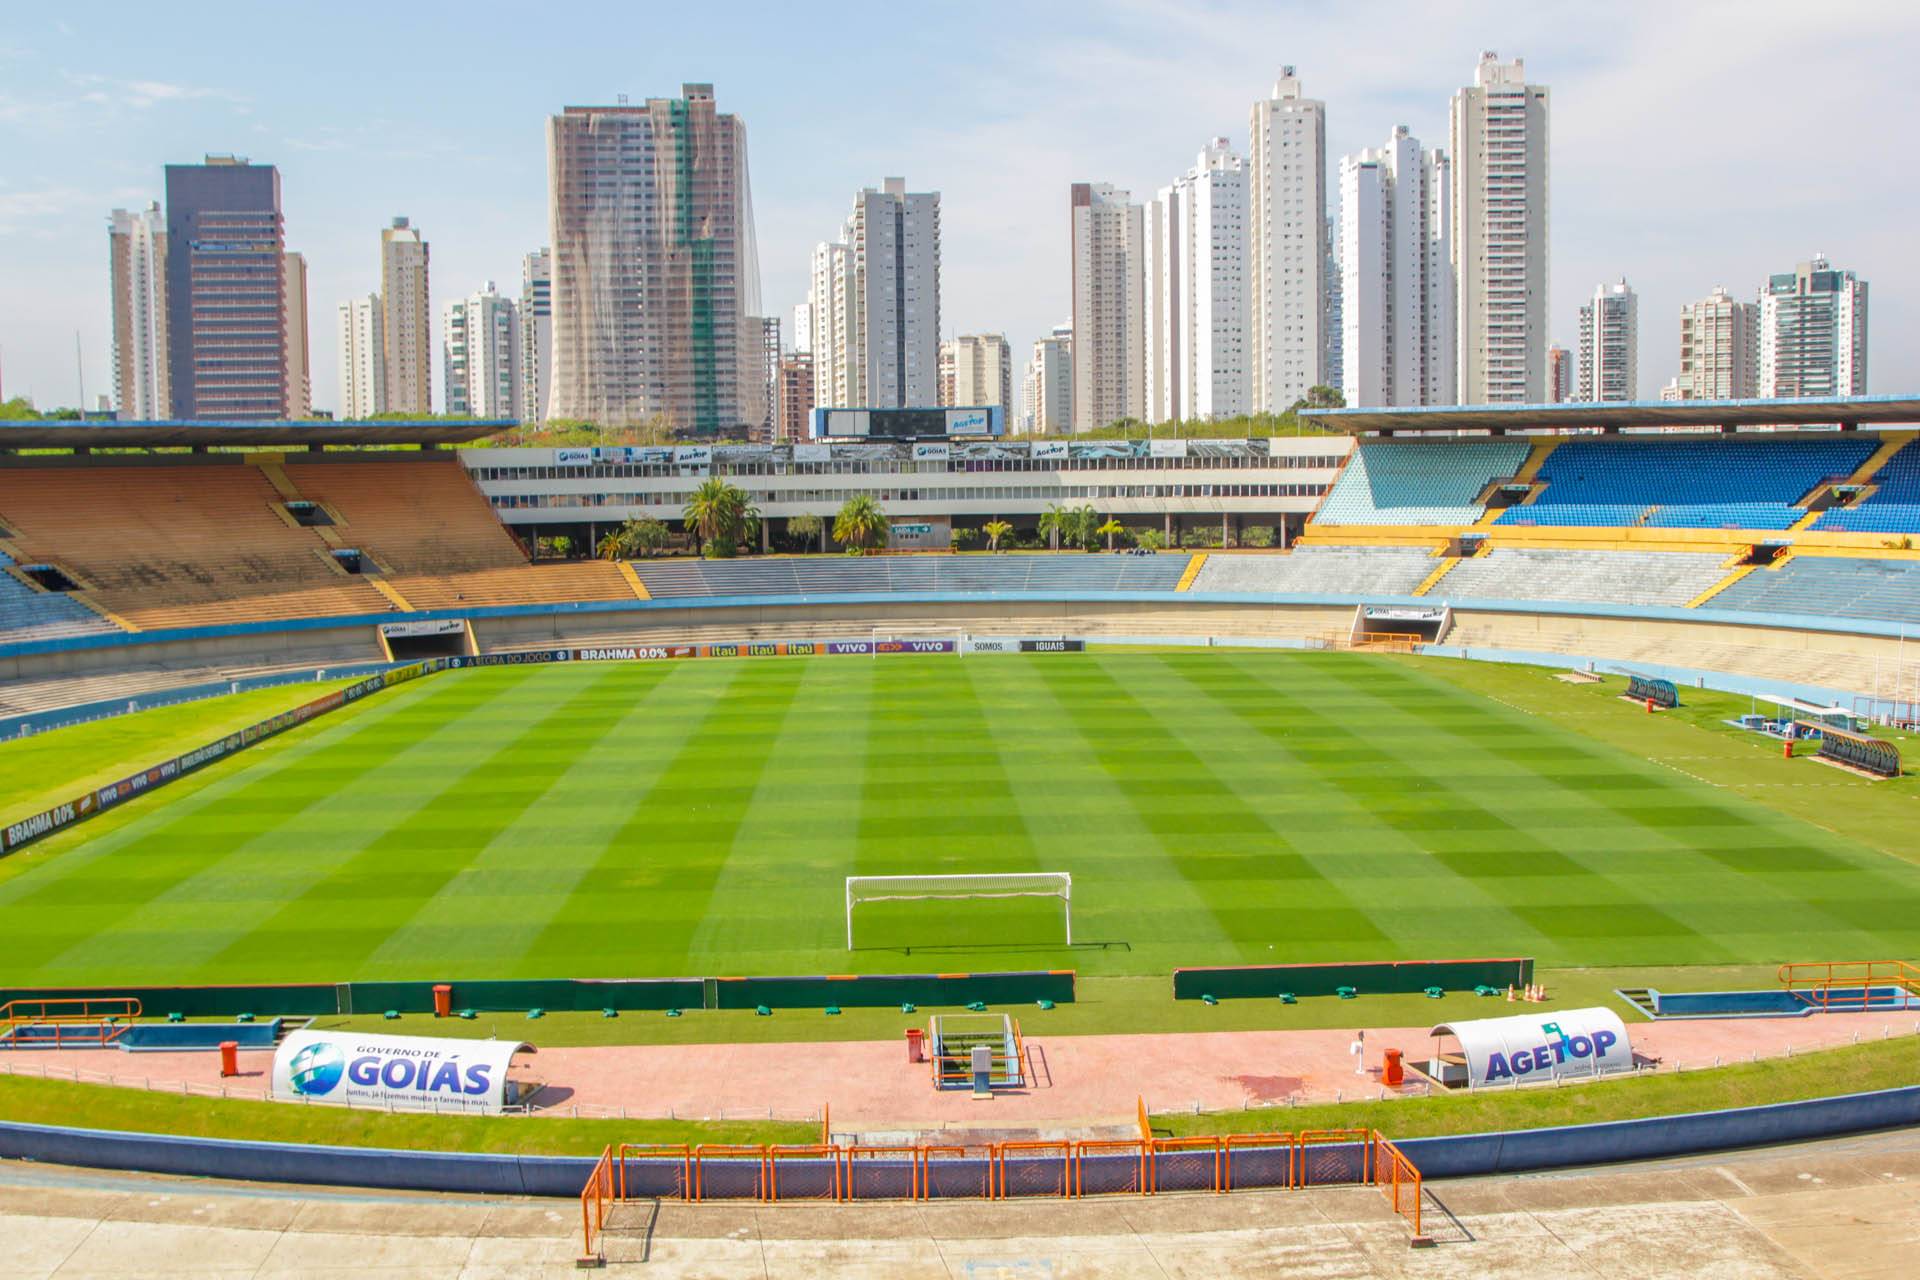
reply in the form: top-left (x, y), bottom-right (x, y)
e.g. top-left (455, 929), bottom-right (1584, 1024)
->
top-left (1350, 605), bottom-right (1451, 650)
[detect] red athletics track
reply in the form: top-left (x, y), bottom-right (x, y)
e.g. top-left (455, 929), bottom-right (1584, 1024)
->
top-left (10, 1008), bottom-right (1914, 1132)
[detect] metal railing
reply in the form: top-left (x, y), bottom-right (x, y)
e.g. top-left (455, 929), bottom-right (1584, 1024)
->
top-left (1778, 960), bottom-right (1920, 1010)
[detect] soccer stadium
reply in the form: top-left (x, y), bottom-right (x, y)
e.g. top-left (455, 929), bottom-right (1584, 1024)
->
top-left (0, 395), bottom-right (1918, 1270)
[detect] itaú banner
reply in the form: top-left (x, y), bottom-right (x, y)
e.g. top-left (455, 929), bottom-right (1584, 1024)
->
top-left (1431, 1007), bottom-right (1632, 1087)
top-left (270, 1031), bottom-right (532, 1113)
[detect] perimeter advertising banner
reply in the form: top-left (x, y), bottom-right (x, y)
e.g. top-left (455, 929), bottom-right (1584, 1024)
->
top-left (2, 660), bottom-right (444, 856)
top-left (1431, 1007), bottom-right (1633, 1087)
top-left (271, 1030), bottom-right (531, 1114)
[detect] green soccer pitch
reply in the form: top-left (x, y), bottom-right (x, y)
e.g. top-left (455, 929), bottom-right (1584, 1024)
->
top-left (3, 650), bottom-right (1919, 988)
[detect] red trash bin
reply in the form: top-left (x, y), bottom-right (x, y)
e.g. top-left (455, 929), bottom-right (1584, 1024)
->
top-left (432, 984), bottom-right (453, 1017)
top-left (219, 1040), bottom-right (239, 1078)
top-left (1382, 1047), bottom-right (1404, 1087)
top-left (905, 1028), bottom-right (925, 1063)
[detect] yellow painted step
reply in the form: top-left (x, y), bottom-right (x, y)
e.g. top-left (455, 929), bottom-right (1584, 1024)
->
top-left (1411, 556), bottom-right (1460, 597)
top-left (1175, 552), bottom-right (1208, 591)
top-left (255, 462), bottom-right (303, 501)
top-left (1843, 431), bottom-right (1915, 486)
top-left (617, 559), bottom-right (651, 600)
top-left (368, 577), bottom-right (416, 612)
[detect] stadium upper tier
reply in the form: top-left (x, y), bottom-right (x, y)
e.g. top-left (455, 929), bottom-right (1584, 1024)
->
top-left (633, 553), bottom-right (1192, 599)
top-left (1498, 437), bottom-right (1877, 530)
top-left (1311, 440), bottom-right (1531, 525)
top-left (1708, 556), bottom-right (1920, 626)
top-left (1813, 438), bottom-right (1920, 533)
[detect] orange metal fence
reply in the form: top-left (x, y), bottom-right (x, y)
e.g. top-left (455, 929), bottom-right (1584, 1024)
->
top-left (0, 997), bottom-right (141, 1025)
top-left (580, 1124), bottom-right (1428, 1262)
top-left (1777, 959), bottom-right (1920, 1009)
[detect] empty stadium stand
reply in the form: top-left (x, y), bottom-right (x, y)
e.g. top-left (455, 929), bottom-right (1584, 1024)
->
top-left (0, 552), bottom-right (120, 646)
top-left (1434, 549), bottom-right (1733, 608)
top-left (1813, 438), bottom-right (1920, 533)
top-left (1189, 547), bottom-right (1439, 596)
top-left (630, 554), bottom-right (1194, 599)
top-left (1707, 556), bottom-right (1920, 626)
top-left (0, 462), bottom-right (393, 630)
top-left (1311, 440), bottom-right (1531, 526)
top-left (1498, 437), bottom-right (1878, 530)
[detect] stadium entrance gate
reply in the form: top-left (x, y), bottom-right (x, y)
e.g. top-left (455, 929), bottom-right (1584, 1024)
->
top-left (1347, 605), bottom-right (1451, 650)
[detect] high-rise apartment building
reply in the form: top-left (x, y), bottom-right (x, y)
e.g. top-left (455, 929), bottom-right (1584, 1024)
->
top-left (283, 251), bottom-right (311, 418)
top-left (1547, 344), bottom-right (1571, 403)
top-left (1248, 68), bottom-right (1327, 412)
top-left (1323, 212), bottom-right (1342, 400)
top-left (758, 315), bottom-right (781, 441)
top-left (164, 156), bottom-right (287, 419)
top-left (337, 294), bottom-right (385, 419)
top-left (519, 249), bottom-right (552, 424)
top-left (1338, 126), bottom-right (1454, 407)
top-left (1024, 323), bottom-right (1073, 434)
top-left (790, 302), bottom-right (812, 355)
top-left (1576, 279), bottom-right (1637, 402)
top-left (807, 178), bottom-right (941, 408)
top-left (776, 351), bottom-right (814, 442)
top-left (1146, 139), bottom-right (1249, 422)
top-left (443, 283), bottom-right (520, 419)
top-left (380, 217), bottom-right (431, 416)
top-left (547, 85), bottom-right (767, 431)
top-left (108, 203), bottom-right (169, 419)
top-left (1758, 257), bottom-right (1867, 398)
top-left (1070, 182), bottom-right (1145, 432)
top-left (1672, 286), bottom-right (1757, 401)
top-left (943, 334), bottom-right (1013, 413)
top-left (1450, 52), bottom-right (1550, 403)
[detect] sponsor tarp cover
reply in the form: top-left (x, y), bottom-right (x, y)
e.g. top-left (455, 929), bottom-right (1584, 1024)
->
top-left (1431, 1007), bottom-right (1632, 1087)
top-left (271, 1030), bottom-right (533, 1114)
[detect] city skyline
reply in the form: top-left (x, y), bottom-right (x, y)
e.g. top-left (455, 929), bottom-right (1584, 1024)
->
top-left (3, 2), bottom-right (1917, 417)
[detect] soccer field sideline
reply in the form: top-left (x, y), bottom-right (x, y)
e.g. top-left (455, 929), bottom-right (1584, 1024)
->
top-left (1, 651), bottom-right (1917, 988)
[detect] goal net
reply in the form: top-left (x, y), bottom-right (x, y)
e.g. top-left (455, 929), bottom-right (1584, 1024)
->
top-left (845, 872), bottom-right (1073, 950)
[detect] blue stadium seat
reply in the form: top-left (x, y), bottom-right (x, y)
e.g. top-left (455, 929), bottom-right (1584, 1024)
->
top-left (1312, 441), bottom-right (1530, 526)
top-left (633, 554), bottom-right (1195, 600)
top-left (0, 552), bottom-right (120, 646)
top-left (1813, 439), bottom-right (1920, 533)
top-left (1497, 437), bottom-right (1875, 530)
top-left (1708, 556), bottom-right (1920, 626)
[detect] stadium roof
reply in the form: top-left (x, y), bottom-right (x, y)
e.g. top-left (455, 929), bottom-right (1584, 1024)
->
top-left (1302, 395), bottom-right (1920, 434)
top-left (0, 419), bottom-right (514, 450)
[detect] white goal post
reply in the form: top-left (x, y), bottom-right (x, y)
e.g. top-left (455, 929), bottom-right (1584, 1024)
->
top-left (844, 872), bottom-right (1073, 949)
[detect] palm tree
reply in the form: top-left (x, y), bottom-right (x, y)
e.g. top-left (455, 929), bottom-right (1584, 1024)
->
top-left (833, 494), bottom-right (889, 554)
top-left (1036, 504), bottom-right (1069, 551)
top-left (683, 478), bottom-right (757, 559)
top-left (982, 519), bottom-right (1013, 553)
top-left (787, 513), bottom-right (823, 553)
top-left (1097, 518), bottom-right (1127, 551)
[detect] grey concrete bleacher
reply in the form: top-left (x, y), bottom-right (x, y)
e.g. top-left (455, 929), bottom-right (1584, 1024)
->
top-left (1709, 557), bottom-right (1920, 626)
top-left (1435, 549), bottom-right (1730, 608)
top-left (632, 554), bottom-right (1193, 599)
top-left (1189, 548), bottom-right (1439, 596)
top-left (0, 552), bottom-right (120, 646)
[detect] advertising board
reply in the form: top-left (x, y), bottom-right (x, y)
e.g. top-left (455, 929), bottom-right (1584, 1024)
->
top-left (270, 1030), bottom-right (532, 1114)
top-left (1430, 1007), bottom-right (1633, 1087)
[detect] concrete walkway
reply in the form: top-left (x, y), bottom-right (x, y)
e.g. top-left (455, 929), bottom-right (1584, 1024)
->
top-left (9, 1007), bottom-right (1915, 1132)
top-left (1, 1128), bottom-right (1916, 1277)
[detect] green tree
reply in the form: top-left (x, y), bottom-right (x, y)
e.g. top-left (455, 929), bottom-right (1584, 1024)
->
top-left (0, 397), bottom-right (43, 421)
top-left (683, 477), bottom-right (757, 559)
top-left (950, 526), bottom-right (980, 549)
top-left (787, 512), bottom-right (823, 552)
top-left (1134, 528), bottom-right (1166, 551)
top-left (596, 516), bottom-right (671, 559)
top-left (1039, 503), bottom-right (1100, 551)
top-left (982, 519), bottom-right (1013, 552)
top-left (1036, 504), bottom-right (1070, 551)
top-left (1096, 517), bottom-right (1127, 551)
top-left (833, 494), bottom-right (889, 554)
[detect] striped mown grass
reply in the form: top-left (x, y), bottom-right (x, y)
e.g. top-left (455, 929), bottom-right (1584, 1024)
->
top-left (2, 651), bottom-right (1918, 987)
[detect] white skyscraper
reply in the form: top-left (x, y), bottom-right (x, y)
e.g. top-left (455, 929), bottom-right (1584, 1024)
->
top-left (108, 203), bottom-right (169, 419)
top-left (943, 334), bottom-right (1013, 412)
top-left (380, 217), bottom-right (432, 415)
top-left (1450, 52), bottom-right (1550, 403)
top-left (1146, 139), bottom-right (1249, 423)
top-left (1671, 286), bottom-right (1757, 401)
top-left (1576, 280), bottom-right (1638, 402)
top-left (1758, 257), bottom-right (1868, 398)
top-left (444, 283), bottom-right (521, 419)
top-left (1070, 182), bottom-right (1145, 432)
top-left (806, 178), bottom-right (942, 408)
top-left (283, 251), bottom-right (312, 419)
top-left (519, 249), bottom-right (551, 424)
top-left (1023, 322), bottom-right (1073, 434)
top-left (1248, 68), bottom-right (1327, 412)
top-left (1338, 126), bottom-right (1455, 407)
top-left (337, 294), bottom-right (385, 420)
top-left (790, 301), bottom-right (812, 355)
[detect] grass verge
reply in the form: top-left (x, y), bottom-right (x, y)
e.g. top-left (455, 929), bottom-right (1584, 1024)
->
top-left (1154, 1032), bottom-right (1920, 1139)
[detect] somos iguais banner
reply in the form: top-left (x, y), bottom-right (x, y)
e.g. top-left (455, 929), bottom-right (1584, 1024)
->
top-left (271, 1030), bottom-right (533, 1114)
top-left (1, 660), bottom-right (446, 857)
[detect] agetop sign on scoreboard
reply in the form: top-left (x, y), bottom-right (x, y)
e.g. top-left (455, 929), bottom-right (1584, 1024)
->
top-left (810, 406), bottom-right (1005, 439)
top-left (271, 1030), bottom-right (532, 1114)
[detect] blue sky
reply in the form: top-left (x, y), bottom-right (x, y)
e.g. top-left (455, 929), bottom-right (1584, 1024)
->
top-left (2, 0), bottom-right (1916, 414)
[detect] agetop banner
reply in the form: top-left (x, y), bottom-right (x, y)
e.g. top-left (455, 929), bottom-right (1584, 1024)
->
top-left (1431, 1007), bottom-right (1633, 1087)
top-left (2, 661), bottom-right (445, 856)
top-left (271, 1030), bottom-right (532, 1114)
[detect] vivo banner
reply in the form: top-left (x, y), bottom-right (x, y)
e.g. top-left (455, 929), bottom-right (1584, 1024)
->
top-left (271, 1030), bottom-right (533, 1114)
top-left (1431, 1007), bottom-right (1633, 1087)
